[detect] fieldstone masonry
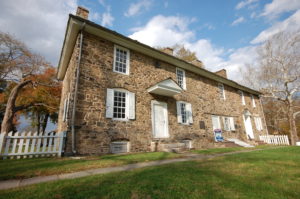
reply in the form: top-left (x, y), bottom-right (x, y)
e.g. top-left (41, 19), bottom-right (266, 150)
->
top-left (57, 31), bottom-right (267, 155)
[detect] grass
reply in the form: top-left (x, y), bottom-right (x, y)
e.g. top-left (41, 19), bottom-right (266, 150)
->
top-left (0, 152), bottom-right (181, 180)
top-left (0, 146), bottom-right (299, 199)
top-left (191, 145), bottom-right (274, 155)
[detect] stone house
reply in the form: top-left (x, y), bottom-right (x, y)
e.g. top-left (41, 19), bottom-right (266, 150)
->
top-left (57, 7), bottom-right (268, 155)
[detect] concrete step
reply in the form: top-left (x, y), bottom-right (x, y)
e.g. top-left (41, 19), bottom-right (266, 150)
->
top-left (227, 138), bottom-right (254, 148)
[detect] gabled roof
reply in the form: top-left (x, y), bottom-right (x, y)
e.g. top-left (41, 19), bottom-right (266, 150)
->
top-left (147, 78), bottom-right (183, 97)
top-left (57, 14), bottom-right (261, 96)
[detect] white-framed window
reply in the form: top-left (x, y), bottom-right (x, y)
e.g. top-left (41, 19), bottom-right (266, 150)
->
top-left (176, 68), bottom-right (186, 90)
top-left (211, 115), bottom-right (221, 130)
top-left (176, 101), bottom-right (193, 124)
top-left (218, 83), bottom-right (226, 100)
top-left (239, 90), bottom-right (245, 105)
top-left (254, 117), bottom-right (263, 131)
top-left (62, 93), bottom-right (70, 122)
top-left (251, 95), bottom-right (256, 108)
top-left (222, 117), bottom-right (235, 131)
top-left (113, 45), bottom-right (130, 75)
top-left (106, 88), bottom-right (135, 120)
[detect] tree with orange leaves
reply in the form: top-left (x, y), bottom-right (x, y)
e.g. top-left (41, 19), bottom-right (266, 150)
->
top-left (0, 32), bottom-right (61, 134)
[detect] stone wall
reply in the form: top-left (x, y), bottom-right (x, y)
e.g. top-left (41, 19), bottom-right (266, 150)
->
top-left (58, 32), bottom-right (268, 155)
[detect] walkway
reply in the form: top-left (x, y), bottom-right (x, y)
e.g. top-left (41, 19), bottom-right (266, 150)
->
top-left (0, 148), bottom-right (266, 190)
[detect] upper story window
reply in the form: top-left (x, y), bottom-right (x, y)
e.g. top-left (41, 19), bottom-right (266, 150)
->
top-left (176, 68), bottom-right (186, 90)
top-left (106, 88), bottom-right (135, 120)
top-left (113, 45), bottom-right (130, 75)
top-left (176, 101), bottom-right (193, 124)
top-left (251, 95), bottom-right (256, 108)
top-left (239, 90), bottom-right (245, 105)
top-left (218, 83), bottom-right (226, 100)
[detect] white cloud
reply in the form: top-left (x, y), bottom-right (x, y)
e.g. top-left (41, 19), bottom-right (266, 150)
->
top-left (222, 46), bottom-right (258, 80)
top-left (129, 15), bottom-right (226, 73)
top-left (129, 15), bottom-right (195, 47)
top-left (261, 0), bottom-right (300, 19)
top-left (235, 0), bottom-right (258, 10)
top-left (231, 17), bottom-right (245, 26)
top-left (252, 10), bottom-right (300, 44)
top-left (101, 6), bottom-right (114, 27)
top-left (0, 0), bottom-right (77, 65)
top-left (125, 0), bottom-right (152, 17)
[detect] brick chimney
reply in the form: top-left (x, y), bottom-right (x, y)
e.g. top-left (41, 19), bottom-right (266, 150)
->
top-left (162, 47), bottom-right (173, 55)
top-left (191, 59), bottom-right (204, 68)
top-left (215, 69), bottom-right (227, 78)
top-left (76, 6), bottom-right (89, 19)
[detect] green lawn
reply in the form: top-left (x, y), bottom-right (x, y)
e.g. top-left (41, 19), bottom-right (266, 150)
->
top-left (0, 152), bottom-right (181, 180)
top-left (1, 147), bottom-right (299, 199)
top-left (191, 145), bottom-right (274, 155)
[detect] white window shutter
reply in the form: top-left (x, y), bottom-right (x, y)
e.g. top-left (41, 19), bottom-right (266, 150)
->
top-left (259, 117), bottom-right (263, 130)
top-left (66, 93), bottom-right (71, 121)
top-left (254, 117), bottom-right (259, 130)
top-left (222, 117), bottom-right (226, 130)
top-left (176, 101), bottom-right (182, 123)
top-left (128, 92), bottom-right (135, 119)
top-left (106, 88), bottom-right (114, 118)
top-left (187, 103), bottom-right (193, 124)
top-left (183, 70), bottom-right (186, 90)
top-left (230, 117), bottom-right (235, 130)
top-left (62, 98), bottom-right (67, 121)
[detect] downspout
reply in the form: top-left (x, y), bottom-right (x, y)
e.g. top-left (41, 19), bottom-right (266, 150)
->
top-left (259, 96), bottom-right (269, 136)
top-left (71, 22), bottom-right (86, 154)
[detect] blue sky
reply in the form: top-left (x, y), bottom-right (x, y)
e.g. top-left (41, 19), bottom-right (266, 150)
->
top-left (0, 0), bottom-right (299, 131)
top-left (0, 0), bottom-right (299, 81)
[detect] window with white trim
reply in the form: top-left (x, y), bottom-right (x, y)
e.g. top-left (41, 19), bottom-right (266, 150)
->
top-left (176, 68), bottom-right (186, 90)
top-left (254, 117), bottom-right (263, 131)
top-left (176, 101), bottom-right (193, 124)
top-left (62, 93), bottom-right (70, 122)
top-left (222, 117), bottom-right (235, 131)
top-left (251, 95), bottom-right (256, 108)
top-left (106, 88), bottom-right (135, 120)
top-left (239, 90), bottom-right (245, 105)
top-left (211, 115), bottom-right (221, 130)
top-left (218, 83), bottom-right (226, 100)
top-left (113, 45), bottom-right (130, 75)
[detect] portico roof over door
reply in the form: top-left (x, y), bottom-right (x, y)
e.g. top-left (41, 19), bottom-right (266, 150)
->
top-left (147, 78), bottom-right (183, 97)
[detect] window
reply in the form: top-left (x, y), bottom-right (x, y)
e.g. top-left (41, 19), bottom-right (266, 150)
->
top-left (113, 90), bottom-right (126, 119)
top-left (176, 68), bottom-right (186, 90)
top-left (223, 117), bottom-right (235, 131)
top-left (218, 83), bottom-right (226, 100)
top-left (113, 45), bottom-right (130, 75)
top-left (211, 115), bottom-right (221, 130)
top-left (239, 90), bottom-right (245, 105)
top-left (176, 101), bottom-right (193, 124)
top-left (62, 93), bottom-right (70, 122)
top-left (251, 95), bottom-right (256, 108)
top-left (254, 117), bottom-right (263, 131)
top-left (106, 88), bottom-right (135, 120)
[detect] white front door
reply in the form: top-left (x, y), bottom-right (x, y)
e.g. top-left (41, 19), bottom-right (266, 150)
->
top-left (243, 115), bottom-right (254, 139)
top-left (152, 101), bottom-right (169, 138)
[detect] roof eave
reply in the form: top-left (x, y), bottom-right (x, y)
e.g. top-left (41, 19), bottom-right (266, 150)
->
top-left (57, 15), bottom-right (261, 96)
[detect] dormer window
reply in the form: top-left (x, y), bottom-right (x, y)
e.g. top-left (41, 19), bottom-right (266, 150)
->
top-left (176, 68), bottom-right (186, 90)
top-left (113, 45), bottom-right (130, 75)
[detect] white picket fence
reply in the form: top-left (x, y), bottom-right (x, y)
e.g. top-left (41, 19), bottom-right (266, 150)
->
top-left (0, 131), bottom-right (66, 159)
top-left (259, 135), bottom-right (290, 145)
